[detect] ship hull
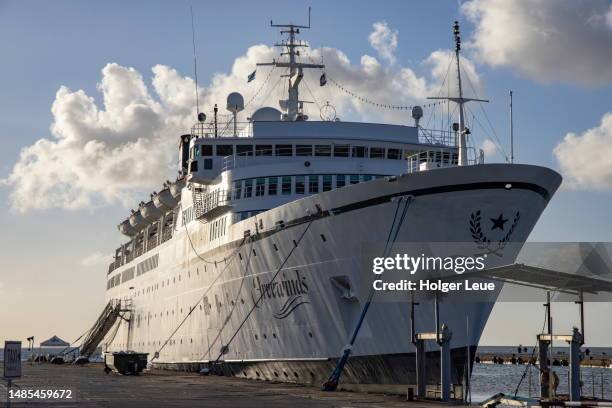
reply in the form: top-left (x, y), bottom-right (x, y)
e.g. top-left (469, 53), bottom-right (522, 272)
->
top-left (105, 164), bottom-right (561, 387)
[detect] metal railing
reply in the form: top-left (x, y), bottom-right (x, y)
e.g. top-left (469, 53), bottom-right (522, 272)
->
top-left (193, 188), bottom-right (231, 219)
top-left (191, 121), bottom-right (253, 138)
top-left (406, 147), bottom-right (484, 173)
top-left (418, 128), bottom-right (457, 146)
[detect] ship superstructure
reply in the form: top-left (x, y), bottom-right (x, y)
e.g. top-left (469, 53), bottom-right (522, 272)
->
top-left (101, 19), bottom-right (561, 390)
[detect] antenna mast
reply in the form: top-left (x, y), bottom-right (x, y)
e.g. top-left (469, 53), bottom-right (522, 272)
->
top-left (510, 90), bottom-right (514, 164)
top-left (190, 6), bottom-right (200, 118)
top-left (427, 21), bottom-right (489, 166)
top-left (257, 7), bottom-right (324, 121)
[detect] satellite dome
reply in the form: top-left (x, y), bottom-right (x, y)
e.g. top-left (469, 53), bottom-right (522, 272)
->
top-left (251, 107), bottom-right (282, 122)
top-left (226, 92), bottom-right (245, 113)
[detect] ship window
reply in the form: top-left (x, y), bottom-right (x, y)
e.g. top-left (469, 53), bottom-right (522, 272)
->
top-left (201, 145), bottom-right (213, 156)
top-left (387, 148), bottom-right (402, 160)
top-left (236, 144), bottom-right (253, 156)
top-left (350, 175), bottom-right (359, 184)
top-left (336, 175), bottom-right (346, 188)
top-left (268, 177), bottom-right (278, 196)
top-left (282, 176), bottom-right (292, 195)
top-left (370, 147), bottom-right (385, 159)
top-left (296, 145), bottom-right (312, 156)
top-left (352, 146), bottom-right (367, 158)
top-left (255, 145), bottom-right (272, 156)
top-left (276, 144), bottom-right (293, 156)
top-left (295, 176), bottom-right (305, 194)
top-left (189, 160), bottom-right (198, 172)
top-left (244, 179), bottom-right (253, 198)
top-left (333, 145), bottom-right (349, 157)
top-left (216, 145), bottom-right (234, 156)
top-left (309, 175), bottom-right (319, 193)
top-left (194, 146), bottom-right (201, 157)
top-left (322, 175), bottom-right (332, 191)
top-left (314, 145), bottom-right (331, 156)
top-left (255, 178), bottom-right (265, 196)
top-left (233, 181), bottom-right (242, 200)
top-left (363, 175), bottom-right (372, 182)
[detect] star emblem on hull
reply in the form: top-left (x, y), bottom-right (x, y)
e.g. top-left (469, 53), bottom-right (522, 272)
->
top-left (490, 213), bottom-right (509, 231)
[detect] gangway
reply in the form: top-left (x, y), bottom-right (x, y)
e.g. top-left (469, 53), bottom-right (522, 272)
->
top-left (80, 299), bottom-right (126, 358)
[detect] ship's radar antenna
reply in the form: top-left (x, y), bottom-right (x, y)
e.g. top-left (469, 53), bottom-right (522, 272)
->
top-left (411, 106), bottom-right (423, 127)
top-left (226, 92), bottom-right (244, 136)
top-left (256, 8), bottom-right (324, 121)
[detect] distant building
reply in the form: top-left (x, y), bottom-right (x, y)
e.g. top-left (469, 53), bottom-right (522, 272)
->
top-left (40, 335), bottom-right (69, 347)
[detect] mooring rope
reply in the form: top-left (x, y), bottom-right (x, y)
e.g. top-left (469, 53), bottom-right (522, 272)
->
top-left (150, 235), bottom-right (247, 363)
top-left (323, 195), bottom-right (414, 391)
top-left (205, 218), bottom-right (315, 363)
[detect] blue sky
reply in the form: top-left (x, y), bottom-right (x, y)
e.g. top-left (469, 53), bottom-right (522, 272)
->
top-left (1, 0), bottom-right (611, 345)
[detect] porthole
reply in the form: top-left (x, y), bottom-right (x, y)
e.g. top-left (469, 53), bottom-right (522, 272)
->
top-left (283, 372), bottom-right (288, 377)
top-left (274, 371), bottom-right (279, 377)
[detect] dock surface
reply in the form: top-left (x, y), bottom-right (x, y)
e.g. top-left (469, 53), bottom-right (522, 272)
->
top-left (2, 363), bottom-right (468, 407)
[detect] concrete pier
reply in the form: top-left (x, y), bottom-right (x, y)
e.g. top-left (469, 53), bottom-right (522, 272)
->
top-left (3, 363), bottom-right (470, 407)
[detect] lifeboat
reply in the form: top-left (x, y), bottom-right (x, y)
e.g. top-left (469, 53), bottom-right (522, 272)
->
top-left (117, 219), bottom-right (138, 237)
top-left (129, 209), bottom-right (150, 232)
top-left (153, 187), bottom-right (177, 211)
top-left (170, 178), bottom-right (186, 200)
top-left (140, 200), bottom-right (163, 222)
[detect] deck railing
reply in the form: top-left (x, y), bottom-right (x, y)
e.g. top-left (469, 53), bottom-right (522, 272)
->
top-left (406, 147), bottom-right (484, 173)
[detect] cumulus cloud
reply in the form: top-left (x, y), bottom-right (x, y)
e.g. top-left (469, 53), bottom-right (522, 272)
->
top-left (368, 21), bottom-right (398, 64)
top-left (462, 0), bottom-right (612, 85)
top-left (81, 251), bottom-right (112, 267)
top-left (554, 112), bottom-right (612, 190)
top-left (2, 21), bottom-right (482, 212)
top-left (481, 139), bottom-right (498, 156)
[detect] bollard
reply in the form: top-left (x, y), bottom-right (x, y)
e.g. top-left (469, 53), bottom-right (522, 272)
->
top-left (415, 339), bottom-right (426, 398)
top-left (439, 325), bottom-right (452, 402)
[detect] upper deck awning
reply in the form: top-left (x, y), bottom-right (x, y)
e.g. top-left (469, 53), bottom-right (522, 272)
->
top-left (448, 263), bottom-right (612, 295)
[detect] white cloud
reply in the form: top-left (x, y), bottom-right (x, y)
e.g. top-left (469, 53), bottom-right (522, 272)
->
top-left (2, 29), bottom-right (482, 212)
top-left (554, 112), bottom-right (612, 190)
top-left (368, 21), bottom-right (398, 64)
top-left (81, 251), bottom-right (112, 267)
top-left (481, 139), bottom-right (498, 156)
top-left (462, 0), bottom-right (612, 85)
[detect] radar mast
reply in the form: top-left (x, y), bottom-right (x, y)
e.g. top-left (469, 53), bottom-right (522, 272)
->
top-left (257, 8), bottom-right (324, 121)
top-left (427, 21), bottom-right (488, 165)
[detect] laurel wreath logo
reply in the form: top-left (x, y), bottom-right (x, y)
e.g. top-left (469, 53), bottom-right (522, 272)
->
top-left (469, 210), bottom-right (520, 255)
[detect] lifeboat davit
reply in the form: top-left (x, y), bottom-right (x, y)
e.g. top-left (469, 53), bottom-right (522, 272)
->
top-left (140, 200), bottom-right (163, 222)
top-left (129, 209), bottom-right (149, 232)
top-left (153, 188), bottom-right (177, 211)
top-left (118, 219), bottom-right (138, 237)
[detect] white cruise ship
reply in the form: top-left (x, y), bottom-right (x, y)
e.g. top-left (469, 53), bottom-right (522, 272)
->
top-left (96, 19), bottom-right (561, 391)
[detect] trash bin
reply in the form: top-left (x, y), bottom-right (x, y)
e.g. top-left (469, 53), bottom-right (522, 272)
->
top-left (104, 351), bottom-right (148, 375)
